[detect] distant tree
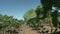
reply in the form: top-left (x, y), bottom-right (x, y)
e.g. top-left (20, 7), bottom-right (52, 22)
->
top-left (23, 9), bottom-right (36, 21)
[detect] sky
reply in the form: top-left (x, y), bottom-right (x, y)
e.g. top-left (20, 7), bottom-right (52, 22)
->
top-left (0, 0), bottom-right (40, 20)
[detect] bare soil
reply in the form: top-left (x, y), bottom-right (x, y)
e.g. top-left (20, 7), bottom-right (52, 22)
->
top-left (18, 23), bottom-right (40, 34)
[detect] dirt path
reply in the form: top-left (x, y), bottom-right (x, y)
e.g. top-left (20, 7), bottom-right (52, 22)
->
top-left (18, 23), bottom-right (40, 34)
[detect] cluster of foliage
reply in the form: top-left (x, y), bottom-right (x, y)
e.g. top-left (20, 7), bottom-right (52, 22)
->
top-left (40, 0), bottom-right (60, 29)
top-left (23, 9), bottom-right (36, 21)
top-left (24, 5), bottom-right (49, 29)
top-left (0, 14), bottom-right (23, 34)
top-left (24, 0), bottom-right (60, 34)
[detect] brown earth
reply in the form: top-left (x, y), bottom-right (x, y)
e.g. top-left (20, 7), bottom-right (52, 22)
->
top-left (18, 23), bottom-right (40, 34)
